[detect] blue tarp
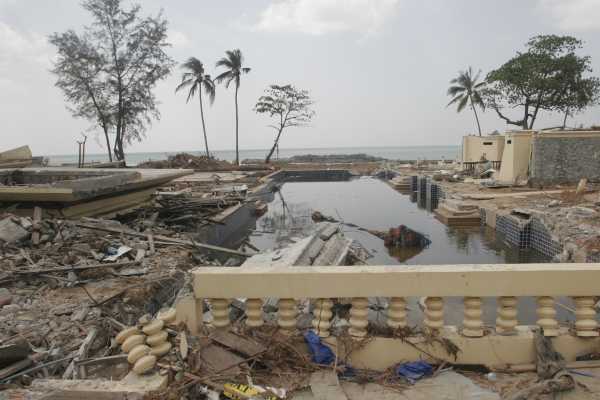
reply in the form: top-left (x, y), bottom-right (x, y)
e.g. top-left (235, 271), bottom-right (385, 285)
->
top-left (304, 330), bottom-right (335, 365)
top-left (395, 361), bottom-right (433, 384)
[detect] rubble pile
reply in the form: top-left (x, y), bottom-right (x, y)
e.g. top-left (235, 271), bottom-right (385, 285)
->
top-left (137, 153), bottom-right (234, 171)
top-left (0, 210), bottom-right (234, 386)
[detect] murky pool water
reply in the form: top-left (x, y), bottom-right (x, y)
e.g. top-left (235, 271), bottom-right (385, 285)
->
top-left (250, 178), bottom-right (550, 265)
top-left (248, 178), bottom-right (573, 325)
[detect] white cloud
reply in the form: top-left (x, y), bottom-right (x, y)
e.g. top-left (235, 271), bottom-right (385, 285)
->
top-left (169, 30), bottom-right (191, 48)
top-left (255, 0), bottom-right (400, 36)
top-left (538, 0), bottom-right (600, 32)
top-left (0, 22), bottom-right (52, 73)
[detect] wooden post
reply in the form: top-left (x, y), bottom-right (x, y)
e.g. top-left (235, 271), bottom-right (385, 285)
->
top-left (32, 206), bottom-right (42, 246)
top-left (574, 296), bottom-right (599, 337)
top-left (496, 296), bottom-right (518, 334)
top-left (245, 298), bottom-right (264, 328)
top-left (312, 298), bottom-right (333, 337)
top-left (387, 297), bottom-right (407, 329)
top-left (462, 296), bottom-right (483, 337)
top-left (348, 297), bottom-right (369, 338)
top-left (536, 296), bottom-right (558, 337)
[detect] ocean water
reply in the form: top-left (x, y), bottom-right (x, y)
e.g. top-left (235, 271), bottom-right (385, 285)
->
top-left (46, 145), bottom-right (461, 166)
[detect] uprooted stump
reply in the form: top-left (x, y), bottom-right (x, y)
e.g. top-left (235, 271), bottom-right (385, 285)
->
top-left (509, 329), bottom-right (575, 400)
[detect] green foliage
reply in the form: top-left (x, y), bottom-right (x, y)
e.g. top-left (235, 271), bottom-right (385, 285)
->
top-left (447, 67), bottom-right (486, 135)
top-left (214, 49), bottom-right (251, 166)
top-left (175, 57), bottom-right (215, 157)
top-left (254, 84), bottom-right (315, 163)
top-left (485, 35), bottom-right (600, 129)
top-left (214, 49), bottom-right (251, 89)
top-left (49, 0), bottom-right (175, 161)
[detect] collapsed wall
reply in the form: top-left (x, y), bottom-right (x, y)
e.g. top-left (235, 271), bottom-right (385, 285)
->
top-left (530, 132), bottom-right (600, 186)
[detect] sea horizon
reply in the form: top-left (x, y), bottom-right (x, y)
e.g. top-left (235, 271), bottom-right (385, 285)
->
top-left (46, 144), bottom-right (461, 166)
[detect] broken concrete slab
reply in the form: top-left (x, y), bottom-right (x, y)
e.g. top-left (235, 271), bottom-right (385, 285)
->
top-left (0, 167), bottom-right (193, 203)
top-left (0, 217), bottom-right (30, 243)
top-left (309, 370), bottom-right (348, 400)
top-left (29, 371), bottom-right (168, 400)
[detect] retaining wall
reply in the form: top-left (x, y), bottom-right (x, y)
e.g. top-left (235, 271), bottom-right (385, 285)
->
top-left (531, 135), bottom-right (600, 185)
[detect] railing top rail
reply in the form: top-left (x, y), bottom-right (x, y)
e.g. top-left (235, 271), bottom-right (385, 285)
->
top-left (192, 264), bottom-right (600, 298)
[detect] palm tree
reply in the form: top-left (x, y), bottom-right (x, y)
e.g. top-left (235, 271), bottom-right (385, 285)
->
top-left (215, 49), bottom-right (251, 165)
top-left (175, 57), bottom-right (215, 158)
top-left (447, 67), bottom-right (486, 136)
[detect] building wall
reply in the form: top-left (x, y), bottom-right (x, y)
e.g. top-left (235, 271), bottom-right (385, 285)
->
top-left (497, 132), bottom-right (533, 184)
top-left (462, 135), bottom-right (504, 163)
top-left (530, 132), bottom-right (600, 185)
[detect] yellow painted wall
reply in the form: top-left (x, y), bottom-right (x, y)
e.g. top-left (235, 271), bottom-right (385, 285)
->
top-left (461, 135), bottom-right (505, 163)
top-left (497, 132), bottom-right (533, 183)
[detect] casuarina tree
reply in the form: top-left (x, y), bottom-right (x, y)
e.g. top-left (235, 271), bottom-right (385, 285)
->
top-left (175, 58), bottom-right (216, 157)
top-left (215, 49), bottom-right (251, 166)
top-left (447, 67), bottom-right (486, 136)
top-left (485, 35), bottom-right (600, 130)
top-left (49, 0), bottom-right (174, 162)
top-left (254, 84), bottom-right (315, 163)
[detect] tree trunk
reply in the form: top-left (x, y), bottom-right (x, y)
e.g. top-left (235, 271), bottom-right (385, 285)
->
top-left (199, 90), bottom-right (210, 158)
top-left (562, 109), bottom-right (569, 129)
top-left (103, 127), bottom-right (113, 162)
top-left (469, 95), bottom-right (482, 136)
top-left (234, 85), bottom-right (239, 166)
top-left (265, 127), bottom-right (284, 164)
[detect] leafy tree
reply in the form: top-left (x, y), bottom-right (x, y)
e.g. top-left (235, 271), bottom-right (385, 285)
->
top-left (215, 49), bottom-right (251, 166)
top-left (447, 67), bottom-right (486, 136)
top-left (49, 0), bottom-right (174, 162)
top-left (485, 35), bottom-right (600, 130)
top-left (254, 84), bottom-right (315, 163)
top-left (175, 58), bottom-right (216, 157)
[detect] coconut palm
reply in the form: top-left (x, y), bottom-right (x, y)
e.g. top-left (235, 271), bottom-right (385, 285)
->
top-left (447, 67), bottom-right (486, 136)
top-left (175, 57), bottom-right (215, 157)
top-left (215, 49), bottom-right (251, 165)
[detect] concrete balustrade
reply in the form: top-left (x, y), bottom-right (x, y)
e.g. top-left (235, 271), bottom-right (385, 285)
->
top-left (312, 298), bottom-right (334, 337)
top-left (178, 264), bottom-right (600, 369)
top-left (386, 297), bottom-right (407, 329)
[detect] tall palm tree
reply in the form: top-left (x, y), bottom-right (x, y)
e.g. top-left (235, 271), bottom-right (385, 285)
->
top-left (175, 57), bottom-right (215, 158)
top-left (215, 49), bottom-right (251, 165)
top-left (447, 67), bottom-right (486, 136)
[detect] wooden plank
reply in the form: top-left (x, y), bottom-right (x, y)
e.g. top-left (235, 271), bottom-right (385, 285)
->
top-left (57, 188), bottom-right (155, 218)
top-left (192, 264), bottom-right (600, 298)
top-left (15, 261), bottom-right (139, 275)
top-left (197, 339), bottom-right (245, 374)
top-left (75, 222), bottom-right (250, 257)
top-left (31, 206), bottom-right (42, 245)
top-left (0, 358), bottom-right (32, 380)
top-left (62, 327), bottom-right (98, 379)
top-left (210, 331), bottom-right (266, 357)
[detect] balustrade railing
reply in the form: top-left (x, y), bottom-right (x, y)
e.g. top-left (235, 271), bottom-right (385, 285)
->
top-left (184, 264), bottom-right (599, 340)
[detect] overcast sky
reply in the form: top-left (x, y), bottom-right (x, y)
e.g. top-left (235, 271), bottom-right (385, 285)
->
top-left (1, 0), bottom-right (600, 156)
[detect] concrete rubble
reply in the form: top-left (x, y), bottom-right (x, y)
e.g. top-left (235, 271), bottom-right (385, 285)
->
top-left (3, 154), bottom-right (600, 399)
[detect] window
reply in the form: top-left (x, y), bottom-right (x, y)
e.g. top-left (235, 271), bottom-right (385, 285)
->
top-left (483, 142), bottom-right (493, 145)
top-left (507, 140), bottom-right (512, 144)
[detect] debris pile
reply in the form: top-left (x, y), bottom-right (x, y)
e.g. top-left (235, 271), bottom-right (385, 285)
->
top-left (138, 153), bottom-right (234, 171)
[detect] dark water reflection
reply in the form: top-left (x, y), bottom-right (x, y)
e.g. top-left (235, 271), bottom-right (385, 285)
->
top-left (248, 178), bottom-right (571, 325)
top-left (250, 178), bottom-right (550, 265)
